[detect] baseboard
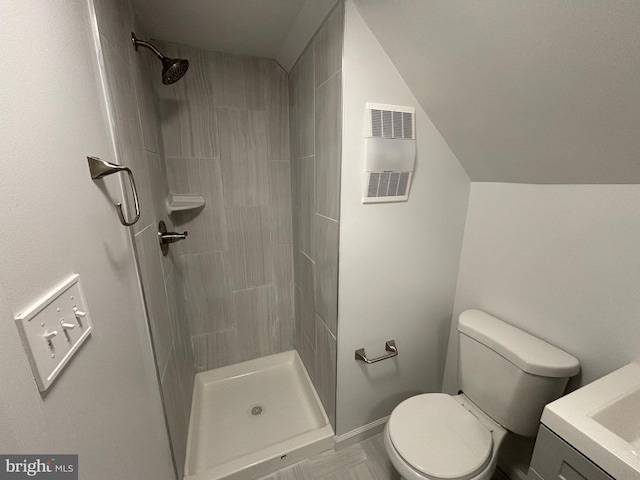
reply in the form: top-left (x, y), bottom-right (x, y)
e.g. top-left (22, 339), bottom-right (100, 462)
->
top-left (334, 416), bottom-right (389, 450)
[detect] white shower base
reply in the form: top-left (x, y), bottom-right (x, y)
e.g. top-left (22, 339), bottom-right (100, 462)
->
top-left (184, 350), bottom-right (334, 480)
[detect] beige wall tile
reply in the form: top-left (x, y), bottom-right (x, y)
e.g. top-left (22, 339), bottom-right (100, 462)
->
top-left (273, 244), bottom-right (294, 287)
top-left (292, 207), bottom-right (301, 277)
top-left (275, 283), bottom-right (295, 351)
top-left (159, 97), bottom-right (218, 159)
top-left (269, 161), bottom-right (293, 245)
top-left (225, 206), bottom-right (272, 290)
top-left (315, 72), bottom-right (342, 220)
top-left (315, 319), bottom-right (337, 429)
top-left (297, 96), bottom-right (315, 158)
top-left (145, 151), bottom-right (169, 228)
top-left (218, 108), bottom-right (270, 206)
top-left (180, 252), bottom-right (233, 335)
top-left (301, 335), bottom-right (317, 386)
top-left (191, 329), bottom-right (238, 371)
top-left (265, 60), bottom-right (290, 161)
top-left (294, 285), bottom-right (303, 352)
top-left (234, 285), bottom-right (277, 362)
top-left (290, 46), bottom-right (314, 106)
top-left (289, 104), bottom-right (299, 163)
top-left (290, 156), bottom-right (300, 208)
top-left (209, 52), bottom-right (247, 108)
top-left (298, 156), bottom-right (316, 257)
top-left (165, 268), bottom-right (194, 414)
top-left (314, 3), bottom-right (344, 88)
top-left (190, 333), bottom-right (208, 372)
top-left (300, 253), bottom-right (316, 346)
top-left (314, 215), bottom-right (339, 336)
top-left (243, 57), bottom-right (267, 110)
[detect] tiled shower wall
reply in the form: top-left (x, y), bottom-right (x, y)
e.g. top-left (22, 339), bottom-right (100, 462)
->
top-left (93, 0), bottom-right (195, 474)
top-left (289, 3), bottom-right (344, 430)
top-left (153, 42), bottom-right (294, 371)
top-left (96, 0), bottom-right (340, 465)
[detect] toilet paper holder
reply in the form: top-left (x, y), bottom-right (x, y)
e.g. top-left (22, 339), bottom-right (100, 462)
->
top-left (355, 340), bottom-right (398, 364)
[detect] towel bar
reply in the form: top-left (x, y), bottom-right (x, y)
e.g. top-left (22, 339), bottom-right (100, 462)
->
top-left (355, 340), bottom-right (398, 364)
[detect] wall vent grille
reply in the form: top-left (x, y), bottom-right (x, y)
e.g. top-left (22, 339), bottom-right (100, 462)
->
top-left (363, 171), bottom-right (412, 203)
top-left (365, 103), bottom-right (415, 140)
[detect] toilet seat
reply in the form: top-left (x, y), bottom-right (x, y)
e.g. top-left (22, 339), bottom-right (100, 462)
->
top-left (388, 394), bottom-right (493, 480)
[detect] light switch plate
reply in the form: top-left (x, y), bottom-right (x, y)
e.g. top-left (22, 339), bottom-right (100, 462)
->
top-left (15, 274), bottom-right (93, 391)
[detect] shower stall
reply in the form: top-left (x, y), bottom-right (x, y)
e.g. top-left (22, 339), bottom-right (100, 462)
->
top-left (91, 0), bottom-right (343, 478)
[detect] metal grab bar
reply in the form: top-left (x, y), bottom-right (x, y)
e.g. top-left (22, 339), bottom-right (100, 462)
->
top-left (355, 340), bottom-right (398, 364)
top-left (88, 156), bottom-right (141, 226)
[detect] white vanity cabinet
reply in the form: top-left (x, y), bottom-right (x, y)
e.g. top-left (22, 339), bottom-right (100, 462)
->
top-left (529, 426), bottom-right (614, 480)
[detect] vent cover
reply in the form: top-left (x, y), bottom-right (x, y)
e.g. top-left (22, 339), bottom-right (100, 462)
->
top-left (363, 103), bottom-right (416, 204)
top-left (364, 171), bottom-right (412, 203)
top-left (365, 103), bottom-right (415, 140)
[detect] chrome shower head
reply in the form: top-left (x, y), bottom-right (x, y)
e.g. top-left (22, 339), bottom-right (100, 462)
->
top-left (131, 32), bottom-right (189, 85)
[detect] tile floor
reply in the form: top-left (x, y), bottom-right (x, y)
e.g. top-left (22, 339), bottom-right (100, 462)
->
top-left (259, 432), bottom-right (512, 480)
top-left (258, 433), bottom-right (398, 480)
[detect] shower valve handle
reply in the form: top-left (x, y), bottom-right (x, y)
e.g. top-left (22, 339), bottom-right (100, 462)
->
top-left (160, 231), bottom-right (188, 244)
top-left (158, 221), bottom-right (187, 256)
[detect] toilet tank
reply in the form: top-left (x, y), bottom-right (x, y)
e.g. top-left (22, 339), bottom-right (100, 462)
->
top-left (457, 310), bottom-right (580, 437)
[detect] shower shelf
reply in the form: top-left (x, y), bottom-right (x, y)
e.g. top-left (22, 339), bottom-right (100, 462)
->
top-left (166, 194), bottom-right (206, 214)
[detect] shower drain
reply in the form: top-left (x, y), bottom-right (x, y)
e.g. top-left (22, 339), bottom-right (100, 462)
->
top-left (248, 404), bottom-right (265, 417)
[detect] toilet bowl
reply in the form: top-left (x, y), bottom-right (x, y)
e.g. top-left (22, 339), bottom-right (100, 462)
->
top-left (384, 394), bottom-right (506, 480)
top-left (383, 310), bottom-right (580, 480)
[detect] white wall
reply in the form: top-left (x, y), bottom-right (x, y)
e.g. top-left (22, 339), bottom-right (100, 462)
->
top-left (0, 1), bottom-right (174, 478)
top-left (349, 1), bottom-right (640, 185)
top-left (443, 183), bottom-right (640, 395)
top-left (336, 1), bottom-right (470, 436)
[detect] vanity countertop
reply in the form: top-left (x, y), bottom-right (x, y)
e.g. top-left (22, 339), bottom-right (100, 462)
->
top-left (542, 362), bottom-right (640, 480)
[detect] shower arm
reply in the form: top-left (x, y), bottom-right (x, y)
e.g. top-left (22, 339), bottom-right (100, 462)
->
top-left (131, 35), bottom-right (166, 60)
top-left (131, 32), bottom-right (189, 85)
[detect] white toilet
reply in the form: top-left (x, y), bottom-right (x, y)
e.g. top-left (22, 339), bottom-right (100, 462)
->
top-left (384, 309), bottom-right (580, 480)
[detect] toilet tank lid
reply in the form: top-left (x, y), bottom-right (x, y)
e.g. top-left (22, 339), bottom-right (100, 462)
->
top-left (457, 310), bottom-right (580, 378)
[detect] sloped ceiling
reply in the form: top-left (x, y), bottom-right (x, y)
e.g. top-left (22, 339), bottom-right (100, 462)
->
top-left (131, 0), bottom-right (337, 71)
top-left (354, 0), bottom-right (640, 183)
